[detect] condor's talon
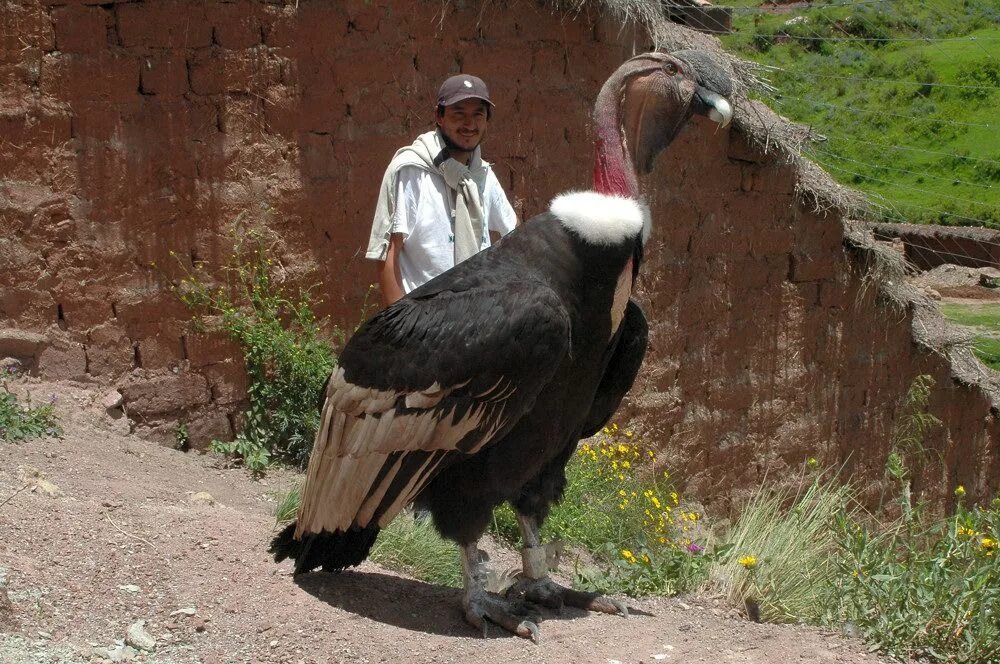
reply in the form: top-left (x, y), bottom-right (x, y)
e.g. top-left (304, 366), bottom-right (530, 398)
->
top-left (510, 574), bottom-right (627, 619)
top-left (517, 619), bottom-right (540, 644)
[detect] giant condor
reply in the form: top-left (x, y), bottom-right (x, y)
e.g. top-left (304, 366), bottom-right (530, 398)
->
top-left (272, 50), bottom-right (733, 641)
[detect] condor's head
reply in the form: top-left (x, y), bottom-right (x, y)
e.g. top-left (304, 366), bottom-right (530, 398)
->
top-left (593, 50), bottom-right (734, 198)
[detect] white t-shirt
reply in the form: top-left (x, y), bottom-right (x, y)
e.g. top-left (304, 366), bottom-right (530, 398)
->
top-left (390, 166), bottom-right (517, 293)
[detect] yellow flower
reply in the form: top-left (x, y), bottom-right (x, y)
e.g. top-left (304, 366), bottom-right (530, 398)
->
top-left (955, 485), bottom-right (966, 497)
top-left (641, 553), bottom-right (650, 564)
top-left (618, 474), bottom-right (625, 480)
top-left (957, 526), bottom-right (979, 537)
top-left (618, 444), bottom-right (628, 454)
top-left (738, 555), bottom-right (758, 569)
top-left (658, 537), bottom-right (667, 544)
top-left (981, 537), bottom-right (997, 552)
top-left (625, 430), bottom-right (634, 438)
top-left (688, 512), bottom-right (699, 521)
top-left (651, 497), bottom-right (661, 509)
top-left (619, 489), bottom-right (626, 497)
top-left (807, 457), bottom-right (818, 469)
top-left (670, 492), bottom-right (679, 505)
top-left (621, 549), bottom-right (636, 563)
top-left (622, 461), bottom-right (631, 469)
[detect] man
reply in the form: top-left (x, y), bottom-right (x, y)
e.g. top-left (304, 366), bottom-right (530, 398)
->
top-left (365, 74), bottom-right (518, 306)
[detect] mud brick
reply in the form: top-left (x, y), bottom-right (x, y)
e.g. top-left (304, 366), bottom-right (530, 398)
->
top-left (40, 52), bottom-right (139, 104)
top-left (1, 3), bottom-right (54, 52)
top-left (121, 371), bottom-right (211, 417)
top-left (0, 107), bottom-right (72, 149)
top-left (344, 0), bottom-right (387, 33)
top-left (189, 48), bottom-right (282, 96)
top-left (139, 54), bottom-right (188, 97)
top-left (36, 338), bottom-right (87, 380)
top-left (86, 322), bottom-right (133, 377)
top-left (52, 5), bottom-right (108, 54)
top-left (116, 1), bottom-right (212, 49)
top-left (260, 5), bottom-right (299, 48)
top-left (203, 360), bottom-right (247, 405)
top-left (184, 330), bottom-right (240, 368)
top-left (790, 251), bottom-right (837, 283)
top-left (184, 407), bottom-right (234, 448)
top-left (206, 1), bottom-right (262, 49)
top-left (137, 333), bottom-right (184, 369)
top-left (263, 84), bottom-right (301, 136)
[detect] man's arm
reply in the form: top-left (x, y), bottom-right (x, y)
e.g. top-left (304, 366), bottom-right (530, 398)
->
top-left (378, 233), bottom-right (406, 307)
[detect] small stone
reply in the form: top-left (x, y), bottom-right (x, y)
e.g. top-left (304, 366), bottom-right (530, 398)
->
top-left (118, 585), bottom-right (141, 594)
top-left (170, 607), bottom-right (196, 617)
top-left (102, 390), bottom-right (124, 410)
top-left (125, 620), bottom-right (156, 652)
top-left (190, 491), bottom-right (216, 506)
top-left (652, 655), bottom-right (668, 661)
top-left (270, 639), bottom-right (279, 647)
top-left (33, 478), bottom-right (63, 498)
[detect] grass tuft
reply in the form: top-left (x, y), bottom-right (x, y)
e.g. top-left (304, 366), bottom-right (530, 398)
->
top-left (700, 475), bottom-right (853, 623)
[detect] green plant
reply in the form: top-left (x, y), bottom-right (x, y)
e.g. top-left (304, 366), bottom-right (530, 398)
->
top-left (828, 491), bottom-right (999, 662)
top-left (369, 513), bottom-right (464, 588)
top-left (700, 475), bottom-right (853, 623)
top-left (273, 483), bottom-right (303, 526)
top-left (272, 484), bottom-right (462, 586)
top-left (174, 223), bottom-right (338, 474)
top-left (492, 425), bottom-right (712, 597)
top-left (174, 422), bottom-right (189, 451)
top-left (0, 384), bottom-right (61, 443)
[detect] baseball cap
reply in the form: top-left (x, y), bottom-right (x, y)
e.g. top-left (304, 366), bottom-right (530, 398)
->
top-left (436, 75), bottom-right (494, 108)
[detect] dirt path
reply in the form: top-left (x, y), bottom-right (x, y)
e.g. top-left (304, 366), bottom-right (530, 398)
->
top-left (1, 380), bottom-right (894, 664)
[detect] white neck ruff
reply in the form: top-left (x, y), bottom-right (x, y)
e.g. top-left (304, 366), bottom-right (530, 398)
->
top-left (549, 191), bottom-right (650, 246)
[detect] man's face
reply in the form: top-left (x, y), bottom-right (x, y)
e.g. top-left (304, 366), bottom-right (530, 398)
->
top-left (436, 98), bottom-right (489, 153)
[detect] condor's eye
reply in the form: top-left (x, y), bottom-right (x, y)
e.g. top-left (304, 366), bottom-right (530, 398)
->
top-left (664, 62), bottom-right (680, 75)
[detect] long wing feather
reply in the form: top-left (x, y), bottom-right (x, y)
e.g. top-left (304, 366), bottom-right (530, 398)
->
top-left (296, 279), bottom-right (571, 538)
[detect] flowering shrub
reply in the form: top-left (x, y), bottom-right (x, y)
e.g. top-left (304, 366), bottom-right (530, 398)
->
top-left (829, 493), bottom-right (1000, 662)
top-left (491, 424), bottom-right (712, 596)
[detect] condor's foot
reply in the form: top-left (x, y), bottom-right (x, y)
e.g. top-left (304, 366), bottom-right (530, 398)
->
top-left (506, 575), bottom-right (629, 617)
top-left (460, 542), bottom-right (541, 642)
top-left (463, 590), bottom-right (540, 643)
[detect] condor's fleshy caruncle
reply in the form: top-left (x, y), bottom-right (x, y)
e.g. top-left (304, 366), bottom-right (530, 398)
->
top-left (272, 50), bottom-right (733, 641)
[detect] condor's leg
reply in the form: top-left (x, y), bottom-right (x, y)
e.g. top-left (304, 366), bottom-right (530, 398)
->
top-left (460, 541), bottom-right (540, 642)
top-left (508, 512), bottom-right (629, 617)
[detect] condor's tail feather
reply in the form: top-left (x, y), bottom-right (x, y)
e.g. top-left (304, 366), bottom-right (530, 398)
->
top-left (270, 521), bottom-right (380, 575)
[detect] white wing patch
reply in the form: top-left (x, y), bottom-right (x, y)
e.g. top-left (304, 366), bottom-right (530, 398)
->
top-left (550, 191), bottom-right (651, 246)
top-left (296, 367), bottom-right (513, 536)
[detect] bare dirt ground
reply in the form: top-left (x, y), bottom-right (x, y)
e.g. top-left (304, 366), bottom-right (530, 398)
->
top-left (1, 379), bottom-right (896, 664)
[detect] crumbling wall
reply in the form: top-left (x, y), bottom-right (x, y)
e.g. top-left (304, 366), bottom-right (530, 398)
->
top-left (2, 1), bottom-right (996, 509)
top-left (628, 117), bottom-right (999, 510)
top-left (1, 0), bottom-right (639, 442)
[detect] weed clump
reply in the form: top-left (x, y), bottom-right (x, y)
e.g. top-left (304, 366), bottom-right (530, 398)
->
top-left (174, 224), bottom-right (337, 474)
top-left (0, 375), bottom-right (61, 443)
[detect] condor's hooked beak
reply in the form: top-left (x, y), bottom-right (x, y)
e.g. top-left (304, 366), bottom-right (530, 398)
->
top-left (674, 49), bottom-right (734, 129)
top-left (694, 87), bottom-right (733, 128)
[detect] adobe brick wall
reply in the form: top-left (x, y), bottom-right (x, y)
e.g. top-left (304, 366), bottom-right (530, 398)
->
top-left (1, 0), bottom-right (643, 442)
top-left (1, 0), bottom-right (996, 510)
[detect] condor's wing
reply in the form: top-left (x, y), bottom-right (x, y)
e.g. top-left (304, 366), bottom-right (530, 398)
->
top-left (294, 279), bottom-right (570, 539)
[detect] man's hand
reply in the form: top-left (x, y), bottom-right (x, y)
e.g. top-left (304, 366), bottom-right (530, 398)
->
top-left (378, 234), bottom-right (406, 307)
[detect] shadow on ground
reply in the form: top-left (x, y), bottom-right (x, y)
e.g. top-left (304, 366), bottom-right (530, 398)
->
top-left (295, 570), bottom-right (632, 639)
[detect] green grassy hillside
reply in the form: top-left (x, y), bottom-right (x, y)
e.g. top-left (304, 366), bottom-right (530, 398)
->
top-left (718, 0), bottom-right (1000, 229)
